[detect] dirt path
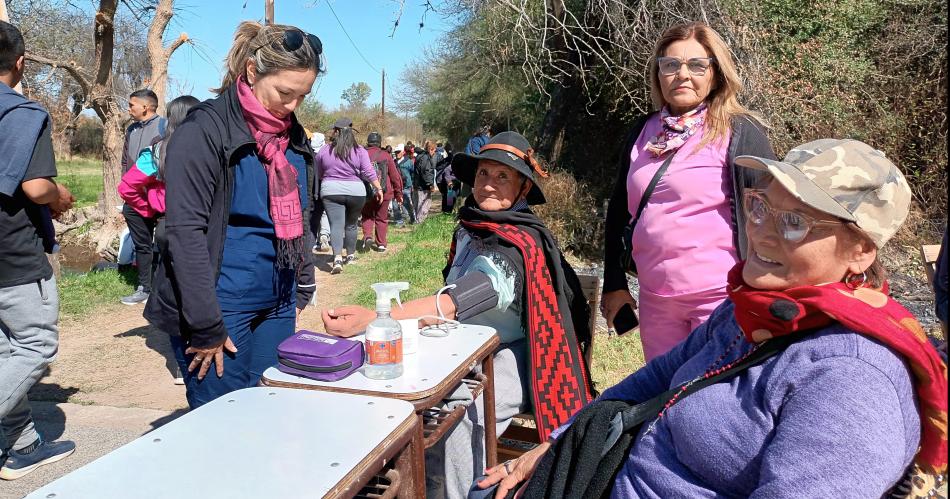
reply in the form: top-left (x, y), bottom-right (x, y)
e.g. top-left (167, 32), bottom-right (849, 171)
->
top-left (34, 228), bottom-right (411, 412)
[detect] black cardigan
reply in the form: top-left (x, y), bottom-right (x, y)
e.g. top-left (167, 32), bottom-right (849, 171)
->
top-left (144, 84), bottom-right (316, 348)
top-left (602, 113), bottom-right (776, 294)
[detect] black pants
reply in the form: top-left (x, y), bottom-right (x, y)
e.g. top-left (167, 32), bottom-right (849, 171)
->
top-left (122, 204), bottom-right (158, 292)
top-left (322, 194), bottom-right (365, 256)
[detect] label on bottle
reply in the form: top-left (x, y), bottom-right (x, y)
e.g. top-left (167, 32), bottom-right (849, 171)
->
top-left (366, 338), bottom-right (403, 365)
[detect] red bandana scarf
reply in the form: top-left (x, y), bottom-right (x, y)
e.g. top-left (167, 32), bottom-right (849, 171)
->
top-left (727, 262), bottom-right (948, 475)
top-left (236, 78), bottom-right (304, 253)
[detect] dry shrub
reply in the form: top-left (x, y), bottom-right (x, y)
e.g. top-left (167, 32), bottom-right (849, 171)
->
top-left (532, 168), bottom-right (604, 260)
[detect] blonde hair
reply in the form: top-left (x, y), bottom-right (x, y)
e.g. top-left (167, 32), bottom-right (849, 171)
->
top-left (213, 21), bottom-right (321, 95)
top-left (649, 22), bottom-right (758, 148)
top-left (424, 140), bottom-right (436, 153)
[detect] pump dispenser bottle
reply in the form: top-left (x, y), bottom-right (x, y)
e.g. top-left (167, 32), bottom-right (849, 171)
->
top-left (364, 282), bottom-right (409, 380)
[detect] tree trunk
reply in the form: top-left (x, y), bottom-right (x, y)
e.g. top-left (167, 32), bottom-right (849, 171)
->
top-left (535, 83), bottom-right (575, 164)
top-left (147, 0), bottom-right (187, 115)
top-left (100, 114), bottom-right (124, 210)
top-left (90, 0), bottom-right (122, 212)
top-left (534, 0), bottom-right (576, 165)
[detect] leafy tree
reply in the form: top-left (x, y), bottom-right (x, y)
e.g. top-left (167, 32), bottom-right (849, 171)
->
top-left (341, 82), bottom-right (372, 110)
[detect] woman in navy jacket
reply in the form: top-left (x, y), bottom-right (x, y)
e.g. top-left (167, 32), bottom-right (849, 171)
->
top-left (145, 21), bottom-right (325, 408)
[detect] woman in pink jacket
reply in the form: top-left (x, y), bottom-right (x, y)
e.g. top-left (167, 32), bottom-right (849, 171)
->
top-left (118, 95), bottom-right (199, 267)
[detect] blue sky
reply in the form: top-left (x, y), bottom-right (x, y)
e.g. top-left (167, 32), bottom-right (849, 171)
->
top-left (166, 0), bottom-right (452, 107)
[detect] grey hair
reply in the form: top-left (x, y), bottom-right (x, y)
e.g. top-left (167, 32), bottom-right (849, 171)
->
top-left (213, 21), bottom-right (322, 95)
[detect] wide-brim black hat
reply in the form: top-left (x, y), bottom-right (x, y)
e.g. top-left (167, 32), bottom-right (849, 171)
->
top-left (451, 131), bottom-right (547, 205)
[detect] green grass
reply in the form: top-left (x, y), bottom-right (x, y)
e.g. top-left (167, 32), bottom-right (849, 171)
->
top-left (343, 212), bottom-right (645, 390)
top-left (58, 268), bottom-right (138, 318)
top-left (347, 214), bottom-right (458, 307)
top-left (58, 157), bottom-right (103, 208)
top-left (590, 330), bottom-right (645, 392)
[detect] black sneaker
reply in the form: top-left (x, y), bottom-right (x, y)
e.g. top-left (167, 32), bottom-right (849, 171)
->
top-left (0, 440), bottom-right (76, 480)
top-left (359, 237), bottom-right (375, 253)
top-left (344, 254), bottom-right (357, 265)
top-left (121, 286), bottom-right (149, 305)
top-left (374, 244), bottom-right (387, 252)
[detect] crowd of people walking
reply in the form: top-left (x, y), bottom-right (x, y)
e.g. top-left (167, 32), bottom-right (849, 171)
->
top-left (1, 15), bottom-right (948, 499)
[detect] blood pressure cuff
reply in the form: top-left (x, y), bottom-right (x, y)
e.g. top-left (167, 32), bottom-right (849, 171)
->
top-left (446, 271), bottom-right (499, 321)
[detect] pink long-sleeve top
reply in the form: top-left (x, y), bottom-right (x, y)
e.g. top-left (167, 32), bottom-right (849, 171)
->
top-left (118, 146), bottom-right (165, 218)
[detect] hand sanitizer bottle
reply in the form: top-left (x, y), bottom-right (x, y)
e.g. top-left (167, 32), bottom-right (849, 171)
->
top-left (364, 282), bottom-right (409, 380)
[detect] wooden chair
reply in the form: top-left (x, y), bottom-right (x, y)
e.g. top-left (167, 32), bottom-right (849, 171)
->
top-left (921, 244), bottom-right (940, 285)
top-left (496, 274), bottom-right (602, 462)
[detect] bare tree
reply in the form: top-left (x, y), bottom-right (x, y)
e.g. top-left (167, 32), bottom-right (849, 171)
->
top-left (146, 0), bottom-right (188, 115)
top-left (25, 0), bottom-right (186, 212)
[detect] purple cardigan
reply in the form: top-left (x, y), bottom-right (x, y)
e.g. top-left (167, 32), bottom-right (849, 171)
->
top-left (315, 143), bottom-right (376, 183)
top-left (552, 300), bottom-right (919, 498)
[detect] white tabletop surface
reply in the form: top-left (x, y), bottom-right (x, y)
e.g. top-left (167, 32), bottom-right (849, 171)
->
top-left (263, 324), bottom-right (497, 398)
top-left (25, 388), bottom-right (415, 499)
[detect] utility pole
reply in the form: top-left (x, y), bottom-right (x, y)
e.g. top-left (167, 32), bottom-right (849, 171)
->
top-left (381, 69), bottom-right (386, 134)
top-left (264, 0), bottom-right (274, 24)
top-left (0, 0), bottom-right (22, 94)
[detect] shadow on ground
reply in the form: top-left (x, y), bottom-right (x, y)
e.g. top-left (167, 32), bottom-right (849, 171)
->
top-left (28, 381), bottom-right (80, 404)
top-left (114, 325), bottom-right (178, 378)
top-left (312, 253), bottom-right (336, 273)
top-left (20, 384), bottom-right (78, 444)
top-left (150, 408), bottom-right (188, 431)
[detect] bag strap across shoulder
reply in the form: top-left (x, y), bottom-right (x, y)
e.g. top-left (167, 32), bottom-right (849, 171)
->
top-left (617, 334), bottom-right (797, 433)
top-left (630, 151), bottom-right (675, 227)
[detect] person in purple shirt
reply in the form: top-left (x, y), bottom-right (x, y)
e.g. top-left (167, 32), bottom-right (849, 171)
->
top-left (477, 139), bottom-right (948, 498)
top-left (315, 117), bottom-right (383, 274)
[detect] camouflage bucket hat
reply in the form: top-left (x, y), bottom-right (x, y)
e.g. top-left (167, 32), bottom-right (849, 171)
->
top-left (735, 139), bottom-right (911, 248)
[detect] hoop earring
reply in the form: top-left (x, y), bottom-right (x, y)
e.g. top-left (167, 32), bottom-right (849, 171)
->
top-left (844, 271), bottom-right (867, 289)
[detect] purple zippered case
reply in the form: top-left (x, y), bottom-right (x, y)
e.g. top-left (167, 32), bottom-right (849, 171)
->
top-left (276, 330), bottom-right (364, 381)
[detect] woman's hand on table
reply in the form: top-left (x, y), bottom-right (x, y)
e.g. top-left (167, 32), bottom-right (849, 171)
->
top-left (185, 337), bottom-right (238, 380)
top-left (478, 441), bottom-right (550, 498)
top-left (323, 306), bottom-right (375, 337)
top-left (601, 289), bottom-right (638, 330)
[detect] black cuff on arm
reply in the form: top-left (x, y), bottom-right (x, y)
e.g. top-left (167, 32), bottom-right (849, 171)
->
top-left (446, 271), bottom-right (499, 321)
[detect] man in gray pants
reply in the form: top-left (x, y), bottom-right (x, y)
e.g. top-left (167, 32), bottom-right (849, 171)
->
top-left (0, 21), bottom-right (77, 480)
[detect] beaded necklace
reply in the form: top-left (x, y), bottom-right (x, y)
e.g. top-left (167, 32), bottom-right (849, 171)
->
top-left (644, 330), bottom-right (760, 435)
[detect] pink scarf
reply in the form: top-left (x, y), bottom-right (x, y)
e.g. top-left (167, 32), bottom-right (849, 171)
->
top-left (645, 104), bottom-right (707, 157)
top-left (236, 77), bottom-right (305, 268)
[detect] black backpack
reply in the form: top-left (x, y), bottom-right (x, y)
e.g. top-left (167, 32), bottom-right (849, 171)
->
top-left (364, 150), bottom-right (389, 197)
top-left (372, 159), bottom-right (389, 194)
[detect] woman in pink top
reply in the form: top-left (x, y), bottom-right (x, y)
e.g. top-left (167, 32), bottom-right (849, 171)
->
top-left (601, 22), bottom-right (776, 360)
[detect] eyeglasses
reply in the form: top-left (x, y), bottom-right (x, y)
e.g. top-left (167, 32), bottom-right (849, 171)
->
top-left (255, 29), bottom-right (323, 57)
top-left (657, 56), bottom-right (715, 76)
top-left (743, 190), bottom-right (843, 242)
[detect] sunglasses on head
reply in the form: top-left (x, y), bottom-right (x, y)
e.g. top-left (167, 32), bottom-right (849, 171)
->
top-left (255, 29), bottom-right (323, 57)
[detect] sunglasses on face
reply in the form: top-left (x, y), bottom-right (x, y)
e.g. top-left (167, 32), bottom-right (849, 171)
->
top-left (743, 190), bottom-right (844, 243)
top-left (657, 56), bottom-right (715, 76)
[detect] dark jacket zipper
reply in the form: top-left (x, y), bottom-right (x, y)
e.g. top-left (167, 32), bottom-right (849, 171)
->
top-left (278, 358), bottom-right (352, 373)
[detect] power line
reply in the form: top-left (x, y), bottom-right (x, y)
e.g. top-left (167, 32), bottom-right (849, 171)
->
top-left (324, 1), bottom-right (380, 75)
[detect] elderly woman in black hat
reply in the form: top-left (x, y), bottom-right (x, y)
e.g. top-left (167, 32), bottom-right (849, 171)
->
top-left (324, 131), bottom-right (594, 499)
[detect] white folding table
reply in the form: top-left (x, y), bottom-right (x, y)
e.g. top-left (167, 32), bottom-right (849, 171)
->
top-left (25, 387), bottom-right (417, 499)
top-left (261, 323), bottom-right (501, 494)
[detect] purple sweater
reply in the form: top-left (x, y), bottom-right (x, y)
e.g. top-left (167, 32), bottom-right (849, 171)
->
top-left (315, 144), bottom-right (376, 183)
top-left (553, 300), bottom-right (920, 498)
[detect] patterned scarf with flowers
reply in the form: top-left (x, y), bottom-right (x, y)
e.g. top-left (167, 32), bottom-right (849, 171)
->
top-left (645, 104), bottom-right (707, 157)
